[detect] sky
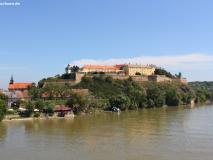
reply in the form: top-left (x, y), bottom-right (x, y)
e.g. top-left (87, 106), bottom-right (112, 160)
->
top-left (0, 0), bottom-right (213, 89)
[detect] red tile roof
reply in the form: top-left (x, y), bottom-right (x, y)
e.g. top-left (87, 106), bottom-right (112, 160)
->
top-left (54, 105), bottom-right (71, 111)
top-left (114, 64), bottom-right (127, 69)
top-left (8, 83), bottom-right (33, 90)
top-left (83, 65), bottom-right (117, 70)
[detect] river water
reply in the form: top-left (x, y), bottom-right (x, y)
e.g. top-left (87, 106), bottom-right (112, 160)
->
top-left (0, 105), bottom-right (213, 160)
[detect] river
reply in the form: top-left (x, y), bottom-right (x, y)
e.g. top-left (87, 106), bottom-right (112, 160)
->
top-left (0, 105), bottom-right (213, 160)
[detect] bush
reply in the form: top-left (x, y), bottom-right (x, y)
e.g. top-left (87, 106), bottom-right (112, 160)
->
top-left (109, 95), bottom-right (130, 111)
top-left (0, 93), bottom-right (8, 101)
top-left (33, 112), bottom-right (40, 117)
top-left (47, 106), bottom-right (54, 116)
top-left (11, 100), bottom-right (22, 110)
top-left (66, 93), bottom-right (88, 114)
top-left (35, 100), bottom-right (45, 111)
top-left (18, 101), bottom-right (34, 117)
top-left (43, 102), bottom-right (54, 116)
top-left (166, 89), bottom-right (180, 106)
top-left (0, 100), bottom-right (6, 121)
top-left (147, 86), bottom-right (165, 107)
top-left (6, 109), bottom-right (15, 115)
top-left (147, 99), bottom-right (155, 108)
top-left (25, 101), bottom-right (34, 117)
top-left (154, 68), bottom-right (174, 78)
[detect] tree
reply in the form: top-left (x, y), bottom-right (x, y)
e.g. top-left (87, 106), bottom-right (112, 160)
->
top-left (0, 100), bottom-right (6, 121)
top-left (34, 100), bottom-right (45, 111)
top-left (41, 84), bottom-right (55, 100)
top-left (109, 95), bottom-right (130, 111)
top-left (11, 100), bottom-right (22, 110)
top-left (28, 85), bottom-right (40, 100)
top-left (147, 99), bottom-right (155, 108)
top-left (66, 93), bottom-right (88, 114)
top-left (105, 76), bottom-right (113, 83)
top-left (24, 101), bottom-right (34, 117)
top-left (147, 86), bottom-right (165, 107)
top-left (71, 65), bottom-right (80, 73)
top-left (175, 72), bottom-right (182, 78)
top-left (127, 87), bottom-right (147, 109)
top-left (61, 73), bottom-right (76, 79)
top-left (154, 68), bottom-right (174, 78)
top-left (0, 92), bottom-right (8, 100)
top-left (43, 102), bottom-right (54, 116)
top-left (165, 89), bottom-right (180, 106)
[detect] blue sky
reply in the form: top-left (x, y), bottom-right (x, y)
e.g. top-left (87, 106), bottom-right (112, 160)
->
top-left (0, 0), bottom-right (213, 89)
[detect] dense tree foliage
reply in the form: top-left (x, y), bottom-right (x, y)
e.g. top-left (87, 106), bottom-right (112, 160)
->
top-left (109, 95), bottom-right (130, 111)
top-left (147, 85), bottom-right (165, 107)
top-left (26, 75), bottom-right (213, 116)
top-left (189, 81), bottom-right (213, 92)
top-left (28, 83), bottom-right (74, 100)
top-left (34, 99), bottom-right (45, 111)
top-left (0, 93), bottom-right (7, 121)
top-left (75, 75), bottom-right (195, 109)
top-left (11, 100), bottom-right (22, 110)
top-left (18, 101), bottom-right (34, 117)
top-left (165, 88), bottom-right (180, 106)
top-left (0, 100), bottom-right (6, 121)
top-left (154, 68), bottom-right (175, 78)
top-left (70, 65), bottom-right (80, 73)
top-left (189, 81), bottom-right (213, 103)
top-left (60, 73), bottom-right (76, 80)
top-left (66, 93), bottom-right (89, 114)
top-left (0, 92), bottom-right (8, 101)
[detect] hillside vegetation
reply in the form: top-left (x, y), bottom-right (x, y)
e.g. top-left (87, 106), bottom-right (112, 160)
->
top-left (21, 76), bottom-right (213, 116)
top-left (0, 92), bottom-right (7, 121)
top-left (74, 76), bottom-right (195, 110)
top-left (189, 81), bottom-right (213, 102)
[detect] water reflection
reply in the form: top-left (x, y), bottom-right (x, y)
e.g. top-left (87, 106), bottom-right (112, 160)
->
top-left (0, 105), bottom-right (213, 160)
top-left (0, 123), bottom-right (7, 142)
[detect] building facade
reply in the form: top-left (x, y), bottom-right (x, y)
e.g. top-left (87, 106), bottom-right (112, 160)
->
top-left (7, 77), bottom-right (33, 106)
top-left (124, 64), bottom-right (155, 76)
top-left (81, 65), bottom-right (120, 73)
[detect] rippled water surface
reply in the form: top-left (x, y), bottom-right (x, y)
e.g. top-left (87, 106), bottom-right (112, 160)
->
top-left (1, 105), bottom-right (213, 160)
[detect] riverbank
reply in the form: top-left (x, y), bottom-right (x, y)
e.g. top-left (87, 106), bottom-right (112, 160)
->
top-left (2, 113), bottom-right (75, 122)
top-left (0, 103), bottom-right (204, 122)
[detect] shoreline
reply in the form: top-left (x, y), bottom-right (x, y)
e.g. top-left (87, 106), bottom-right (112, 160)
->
top-left (2, 103), bottom-right (213, 122)
top-left (2, 102), bottom-right (213, 122)
top-left (2, 114), bottom-right (75, 122)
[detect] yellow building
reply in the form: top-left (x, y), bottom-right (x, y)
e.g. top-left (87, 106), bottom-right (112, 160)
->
top-left (125, 64), bottom-right (155, 76)
top-left (81, 65), bottom-right (119, 73)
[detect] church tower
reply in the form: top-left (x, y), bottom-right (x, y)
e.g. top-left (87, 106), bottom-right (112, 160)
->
top-left (9, 75), bottom-right (14, 84)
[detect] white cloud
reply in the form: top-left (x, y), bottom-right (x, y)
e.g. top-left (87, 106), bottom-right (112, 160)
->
top-left (69, 53), bottom-right (213, 70)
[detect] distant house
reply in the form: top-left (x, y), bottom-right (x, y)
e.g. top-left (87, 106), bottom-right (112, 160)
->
top-left (7, 76), bottom-right (33, 107)
top-left (8, 83), bottom-right (33, 91)
top-left (53, 105), bottom-right (72, 117)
